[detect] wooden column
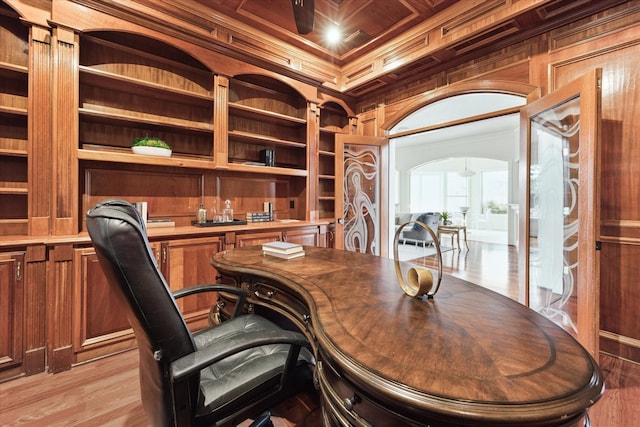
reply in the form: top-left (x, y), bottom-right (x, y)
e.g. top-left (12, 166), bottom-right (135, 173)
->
top-left (307, 101), bottom-right (319, 221)
top-left (50, 26), bottom-right (79, 235)
top-left (28, 25), bottom-right (52, 236)
top-left (214, 75), bottom-right (229, 168)
top-left (47, 244), bottom-right (74, 373)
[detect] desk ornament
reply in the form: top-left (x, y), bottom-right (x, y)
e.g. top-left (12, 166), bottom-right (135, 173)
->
top-left (393, 221), bottom-right (443, 298)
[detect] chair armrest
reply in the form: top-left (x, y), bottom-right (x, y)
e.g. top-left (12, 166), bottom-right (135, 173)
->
top-left (172, 283), bottom-right (247, 299)
top-left (173, 284), bottom-right (247, 317)
top-left (170, 329), bottom-right (309, 382)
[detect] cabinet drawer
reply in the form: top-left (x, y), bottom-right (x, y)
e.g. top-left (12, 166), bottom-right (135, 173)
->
top-left (215, 276), bottom-right (313, 338)
top-left (249, 279), bottom-right (312, 333)
top-left (318, 360), bottom-right (448, 427)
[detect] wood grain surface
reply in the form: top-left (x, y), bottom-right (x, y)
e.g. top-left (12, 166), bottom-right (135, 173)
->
top-left (211, 246), bottom-right (605, 426)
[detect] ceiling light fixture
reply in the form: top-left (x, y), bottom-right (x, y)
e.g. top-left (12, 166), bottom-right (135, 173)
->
top-left (459, 158), bottom-right (476, 177)
top-left (325, 26), bottom-right (342, 45)
top-left (291, 0), bottom-right (315, 34)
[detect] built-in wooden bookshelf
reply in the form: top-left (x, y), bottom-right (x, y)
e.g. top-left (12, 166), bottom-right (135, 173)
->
top-left (228, 75), bottom-right (308, 174)
top-left (318, 102), bottom-right (350, 220)
top-left (0, 12), bottom-right (29, 236)
top-left (78, 33), bottom-right (215, 169)
top-left (75, 32), bottom-right (319, 230)
top-left (76, 32), bottom-right (220, 230)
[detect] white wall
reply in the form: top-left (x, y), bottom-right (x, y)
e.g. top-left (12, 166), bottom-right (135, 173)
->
top-left (394, 127), bottom-right (519, 212)
top-left (391, 124), bottom-right (521, 246)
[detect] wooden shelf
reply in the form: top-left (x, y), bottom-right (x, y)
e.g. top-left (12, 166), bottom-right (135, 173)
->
top-left (228, 130), bottom-right (306, 148)
top-left (319, 127), bottom-right (340, 134)
top-left (79, 107), bottom-right (214, 133)
top-left (0, 148), bottom-right (27, 157)
top-left (317, 102), bottom-right (349, 221)
top-left (229, 102), bottom-right (306, 127)
top-left (226, 162), bottom-right (308, 177)
top-left (0, 60), bottom-right (28, 75)
top-left (0, 186), bottom-right (27, 195)
top-left (0, 105), bottom-right (27, 116)
top-left (80, 66), bottom-right (214, 106)
top-left (78, 33), bottom-right (215, 167)
top-left (0, 13), bottom-right (29, 237)
top-left (319, 104), bottom-right (350, 134)
top-left (0, 218), bottom-right (28, 223)
top-left (78, 146), bottom-right (215, 169)
top-left (227, 75), bottom-right (308, 179)
top-left (82, 35), bottom-right (213, 88)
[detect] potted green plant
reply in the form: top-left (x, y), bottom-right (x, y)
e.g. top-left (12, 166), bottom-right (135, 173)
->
top-left (440, 211), bottom-right (451, 225)
top-left (131, 137), bottom-right (172, 157)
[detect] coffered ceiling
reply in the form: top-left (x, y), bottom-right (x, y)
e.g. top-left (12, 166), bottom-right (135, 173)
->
top-left (51, 0), bottom-right (627, 98)
top-left (176, 0), bottom-right (624, 98)
top-left (192, 0), bottom-right (459, 64)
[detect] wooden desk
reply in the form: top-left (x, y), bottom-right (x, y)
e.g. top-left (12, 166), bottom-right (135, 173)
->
top-left (438, 224), bottom-right (469, 250)
top-left (211, 247), bottom-right (603, 427)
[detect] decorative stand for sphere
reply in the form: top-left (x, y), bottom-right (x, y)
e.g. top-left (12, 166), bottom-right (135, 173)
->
top-left (393, 221), bottom-right (443, 298)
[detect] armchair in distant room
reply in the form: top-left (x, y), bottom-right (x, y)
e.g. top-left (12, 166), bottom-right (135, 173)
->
top-left (400, 213), bottom-right (440, 247)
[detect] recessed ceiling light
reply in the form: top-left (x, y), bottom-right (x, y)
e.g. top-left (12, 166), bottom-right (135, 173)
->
top-left (325, 26), bottom-right (342, 45)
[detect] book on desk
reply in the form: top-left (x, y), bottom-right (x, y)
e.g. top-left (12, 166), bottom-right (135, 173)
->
top-left (262, 241), bottom-right (305, 259)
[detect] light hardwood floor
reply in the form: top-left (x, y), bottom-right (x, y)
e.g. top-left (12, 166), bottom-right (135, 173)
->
top-left (1, 242), bottom-right (638, 426)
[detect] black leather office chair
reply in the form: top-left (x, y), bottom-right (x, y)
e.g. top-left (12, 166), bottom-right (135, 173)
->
top-left (86, 199), bottom-right (315, 427)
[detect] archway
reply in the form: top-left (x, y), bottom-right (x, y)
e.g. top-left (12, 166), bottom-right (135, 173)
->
top-left (385, 84), bottom-right (536, 256)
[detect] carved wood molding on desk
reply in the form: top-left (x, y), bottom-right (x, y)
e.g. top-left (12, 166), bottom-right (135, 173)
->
top-left (211, 246), bottom-right (604, 427)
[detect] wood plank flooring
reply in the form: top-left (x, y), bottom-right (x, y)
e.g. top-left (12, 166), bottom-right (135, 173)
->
top-left (1, 241), bottom-right (638, 426)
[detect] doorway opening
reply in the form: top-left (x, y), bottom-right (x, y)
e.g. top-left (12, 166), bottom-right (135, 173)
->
top-left (408, 157), bottom-right (510, 244)
top-left (388, 92), bottom-right (526, 256)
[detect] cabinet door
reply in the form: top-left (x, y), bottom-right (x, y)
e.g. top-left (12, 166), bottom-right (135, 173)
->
top-left (284, 227), bottom-right (318, 246)
top-left (335, 135), bottom-right (388, 255)
top-left (0, 252), bottom-right (24, 375)
top-left (72, 245), bottom-right (162, 362)
top-left (162, 236), bottom-right (224, 330)
top-left (235, 231), bottom-right (283, 248)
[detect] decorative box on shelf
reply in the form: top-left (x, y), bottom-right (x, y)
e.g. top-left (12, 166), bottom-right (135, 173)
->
top-left (246, 212), bottom-right (273, 222)
top-left (191, 219), bottom-right (248, 227)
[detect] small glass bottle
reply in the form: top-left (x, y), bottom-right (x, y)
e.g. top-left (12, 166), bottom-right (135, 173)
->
top-left (197, 202), bottom-right (207, 224)
top-left (222, 199), bottom-right (233, 222)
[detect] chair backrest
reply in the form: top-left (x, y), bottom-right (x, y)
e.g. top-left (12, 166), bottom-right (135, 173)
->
top-left (86, 199), bottom-right (198, 425)
top-left (423, 213), bottom-right (440, 232)
top-left (412, 213), bottom-right (429, 230)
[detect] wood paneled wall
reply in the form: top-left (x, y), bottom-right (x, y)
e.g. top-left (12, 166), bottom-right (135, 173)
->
top-left (355, 3), bottom-right (640, 362)
top-left (1, 0), bottom-right (638, 376)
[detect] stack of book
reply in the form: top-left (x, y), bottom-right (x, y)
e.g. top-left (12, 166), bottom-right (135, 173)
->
top-left (262, 241), bottom-right (305, 260)
top-left (259, 148), bottom-right (275, 167)
top-left (146, 218), bottom-right (176, 228)
top-left (246, 211), bottom-right (273, 222)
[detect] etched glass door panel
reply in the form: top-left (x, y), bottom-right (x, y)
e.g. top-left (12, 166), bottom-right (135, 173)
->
top-left (343, 144), bottom-right (379, 254)
top-left (528, 97), bottom-right (580, 330)
top-left (335, 135), bottom-right (386, 254)
top-left (520, 69), bottom-right (601, 356)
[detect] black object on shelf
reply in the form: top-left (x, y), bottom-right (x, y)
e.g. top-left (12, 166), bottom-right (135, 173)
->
top-left (259, 149), bottom-right (275, 166)
top-left (191, 219), bottom-right (248, 227)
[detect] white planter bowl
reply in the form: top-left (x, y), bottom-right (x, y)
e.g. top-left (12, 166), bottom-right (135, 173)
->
top-left (132, 146), bottom-right (172, 157)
